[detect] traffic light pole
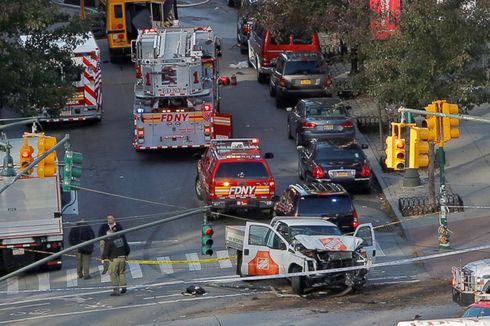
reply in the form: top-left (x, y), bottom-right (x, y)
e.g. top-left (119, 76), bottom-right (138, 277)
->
top-left (397, 108), bottom-right (490, 124)
top-left (0, 134), bottom-right (70, 195)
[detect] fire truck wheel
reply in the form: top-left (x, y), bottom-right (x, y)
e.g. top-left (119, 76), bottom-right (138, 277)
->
top-left (290, 265), bottom-right (305, 295)
top-left (240, 47), bottom-right (248, 55)
top-left (257, 71), bottom-right (267, 84)
top-left (195, 177), bottom-right (203, 201)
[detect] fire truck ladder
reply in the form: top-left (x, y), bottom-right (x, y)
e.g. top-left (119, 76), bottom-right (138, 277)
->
top-left (156, 29), bottom-right (194, 62)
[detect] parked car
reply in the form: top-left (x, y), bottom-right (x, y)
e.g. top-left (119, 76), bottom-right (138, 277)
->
top-left (248, 26), bottom-right (320, 83)
top-left (273, 182), bottom-right (359, 234)
top-left (297, 138), bottom-right (372, 193)
top-left (287, 97), bottom-right (354, 145)
top-left (236, 0), bottom-right (262, 54)
top-left (462, 300), bottom-right (490, 318)
top-left (269, 51), bottom-right (333, 108)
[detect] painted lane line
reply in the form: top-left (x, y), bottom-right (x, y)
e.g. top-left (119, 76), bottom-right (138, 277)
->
top-left (376, 242), bottom-right (386, 257)
top-left (0, 291), bottom-right (270, 324)
top-left (157, 257), bottom-right (174, 274)
top-left (186, 253), bottom-right (201, 271)
top-left (370, 280), bottom-right (420, 286)
top-left (368, 276), bottom-right (412, 281)
top-left (7, 276), bottom-right (19, 294)
top-left (38, 273), bottom-right (50, 291)
top-left (143, 293), bottom-right (182, 300)
top-left (128, 263), bottom-right (143, 279)
top-left (0, 302), bottom-right (50, 312)
top-left (216, 250), bottom-right (233, 269)
top-left (66, 269), bottom-right (78, 288)
top-left (98, 265), bottom-right (111, 283)
top-left (192, 274), bottom-right (237, 281)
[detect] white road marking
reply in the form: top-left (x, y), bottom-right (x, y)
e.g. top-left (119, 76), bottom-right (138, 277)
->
top-left (143, 293), bottom-right (182, 300)
top-left (370, 280), bottom-right (420, 286)
top-left (66, 269), bottom-right (78, 288)
top-left (0, 302), bottom-right (50, 312)
top-left (186, 253), bottom-right (201, 271)
top-left (0, 292), bottom-right (270, 324)
top-left (7, 277), bottom-right (19, 294)
top-left (37, 273), bottom-right (50, 291)
top-left (157, 257), bottom-right (174, 274)
top-left (369, 276), bottom-right (411, 281)
top-left (191, 274), bottom-right (237, 281)
top-left (128, 263), bottom-right (143, 279)
top-left (375, 242), bottom-right (386, 257)
top-left (216, 250), bottom-right (233, 269)
top-left (98, 265), bottom-right (110, 283)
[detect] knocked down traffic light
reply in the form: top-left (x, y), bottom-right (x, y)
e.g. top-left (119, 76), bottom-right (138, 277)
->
top-left (201, 224), bottom-right (214, 256)
top-left (62, 150), bottom-right (83, 192)
top-left (37, 135), bottom-right (58, 177)
top-left (19, 136), bottom-right (34, 175)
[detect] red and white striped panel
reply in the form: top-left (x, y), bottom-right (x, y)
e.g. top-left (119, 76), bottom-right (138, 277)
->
top-left (82, 53), bottom-right (100, 107)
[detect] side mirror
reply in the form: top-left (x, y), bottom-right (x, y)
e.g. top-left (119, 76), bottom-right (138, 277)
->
top-left (286, 107), bottom-right (293, 112)
top-left (264, 152), bottom-right (274, 159)
top-left (361, 144), bottom-right (369, 149)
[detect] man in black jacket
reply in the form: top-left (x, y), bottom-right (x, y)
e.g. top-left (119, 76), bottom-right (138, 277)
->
top-left (69, 218), bottom-right (95, 279)
top-left (102, 229), bottom-right (130, 296)
top-left (98, 214), bottom-right (123, 274)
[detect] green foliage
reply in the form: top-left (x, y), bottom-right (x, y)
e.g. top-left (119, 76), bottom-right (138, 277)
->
top-left (0, 0), bottom-right (91, 117)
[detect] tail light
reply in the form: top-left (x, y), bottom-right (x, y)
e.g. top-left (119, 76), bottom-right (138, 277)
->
top-left (361, 164), bottom-right (371, 177)
top-left (269, 180), bottom-right (275, 193)
top-left (145, 72), bottom-right (151, 86)
top-left (203, 103), bottom-right (212, 111)
top-left (209, 179), bottom-right (215, 196)
top-left (278, 77), bottom-right (286, 87)
top-left (116, 23), bottom-right (123, 29)
top-left (324, 75), bottom-right (333, 88)
top-left (302, 122), bottom-right (317, 129)
top-left (204, 125), bottom-right (211, 136)
top-left (135, 65), bottom-right (142, 79)
top-left (117, 33), bottom-right (125, 40)
top-left (137, 127), bottom-right (144, 138)
top-left (242, 23), bottom-right (250, 36)
top-left (352, 210), bottom-right (359, 229)
top-left (312, 166), bottom-right (324, 179)
top-left (340, 121), bottom-right (353, 128)
top-left (52, 242), bottom-right (59, 249)
top-left (251, 138), bottom-right (259, 145)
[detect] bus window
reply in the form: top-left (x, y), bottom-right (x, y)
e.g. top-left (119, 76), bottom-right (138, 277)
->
top-left (151, 3), bottom-right (162, 22)
top-left (114, 5), bottom-right (123, 19)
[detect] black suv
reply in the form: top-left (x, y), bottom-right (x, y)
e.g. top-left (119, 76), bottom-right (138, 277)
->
top-left (274, 182), bottom-right (359, 233)
top-left (269, 51), bottom-right (333, 108)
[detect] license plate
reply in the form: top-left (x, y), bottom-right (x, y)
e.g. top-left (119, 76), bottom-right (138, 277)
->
top-left (300, 79), bottom-right (311, 85)
top-left (323, 125), bottom-right (334, 130)
top-left (336, 171), bottom-right (349, 177)
top-left (12, 248), bottom-right (25, 256)
top-left (237, 200), bottom-right (248, 206)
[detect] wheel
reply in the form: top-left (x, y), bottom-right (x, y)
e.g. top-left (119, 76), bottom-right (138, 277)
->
top-left (195, 177), bottom-right (203, 201)
top-left (298, 161), bottom-right (304, 180)
top-left (295, 132), bottom-right (303, 146)
top-left (290, 265), bottom-right (305, 295)
top-left (276, 95), bottom-right (286, 108)
top-left (240, 47), bottom-right (248, 55)
top-left (262, 208), bottom-right (274, 219)
top-left (257, 71), bottom-right (267, 84)
top-left (269, 82), bottom-right (276, 97)
top-left (227, 0), bottom-right (234, 6)
top-left (287, 122), bottom-right (293, 139)
top-left (360, 180), bottom-right (371, 194)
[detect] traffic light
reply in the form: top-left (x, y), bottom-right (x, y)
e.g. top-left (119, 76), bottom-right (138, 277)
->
top-left (409, 127), bottom-right (430, 169)
top-left (441, 102), bottom-right (460, 143)
top-left (424, 102), bottom-right (440, 143)
top-left (19, 136), bottom-right (34, 175)
top-left (393, 135), bottom-right (406, 171)
top-left (201, 224), bottom-right (214, 256)
top-left (62, 150), bottom-right (83, 192)
top-left (37, 135), bottom-right (58, 178)
top-left (385, 122), bottom-right (406, 171)
top-left (384, 135), bottom-right (394, 169)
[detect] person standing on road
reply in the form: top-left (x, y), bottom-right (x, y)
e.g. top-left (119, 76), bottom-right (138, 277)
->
top-left (98, 214), bottom-right (123, 274)
top-left (68, 218), bottom-right (95, 279)
top-left (102, 229), bottom-right (130, 296)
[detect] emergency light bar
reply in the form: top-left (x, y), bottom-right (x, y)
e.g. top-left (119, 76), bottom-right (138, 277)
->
top-left (210, 138), bottom-right (260, 150)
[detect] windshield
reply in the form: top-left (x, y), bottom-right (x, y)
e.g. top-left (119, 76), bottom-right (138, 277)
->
top-left (314, 148), bottom-right (364, 161)
top-left (215, 162), bottom-right (270, 180)
top-left (297, 195), bottom-right (353, 215)
top-left (463, 307), bottom-right (490, 318)
top-left (306, 106), bottom-right (347, 118)
top-left (284, 61), bottom-right (324, 75)
top-left (289, 225), bottom-right (342, 238)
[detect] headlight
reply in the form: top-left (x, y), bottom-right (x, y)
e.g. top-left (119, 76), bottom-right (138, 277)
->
top-left (305, 250), bottom-right (317, 258)
top-left (137, 107), bottom-right (144, 114)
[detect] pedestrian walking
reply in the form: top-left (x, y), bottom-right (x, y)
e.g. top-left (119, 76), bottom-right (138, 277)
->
top-left (102, 229), bottom-right (130, 296)
top-left (68, 218), bottom-right (95, 279)
top-left (98, 214), bottom-right (123, 274)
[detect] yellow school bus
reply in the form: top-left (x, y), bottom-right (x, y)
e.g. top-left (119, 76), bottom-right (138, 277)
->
top-left (103, 0), bottom-right (176, 61)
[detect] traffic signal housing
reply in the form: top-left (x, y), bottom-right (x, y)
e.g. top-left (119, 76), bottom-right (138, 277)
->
top-left (37, 135), bottom-right (58, 177)
top-left (384, 122), bottom-right (406, 171)
top-left (409, 127), bottom-right (430, 169)
top-left (424, 102), bottom-right (440, 143)
top-left (441, 102), bottom-right (460, 143)
top-left (62, 150), bottom-right (83, 192)
top-left (201, 224), bottom-right (214, 256)
top-left (19, 136), bottom-right (34, 175)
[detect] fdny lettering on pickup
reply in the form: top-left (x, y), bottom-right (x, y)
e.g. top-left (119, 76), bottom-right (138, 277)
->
top-left (160, 113), bottom-right (189, 122)
top-left (229, 186), bottom-right (256, 196)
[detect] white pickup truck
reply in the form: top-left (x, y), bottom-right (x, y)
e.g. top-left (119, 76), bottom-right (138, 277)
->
top-left (225, 217), bottom-right (376, 294)
top-left (453, 259), bottom-right (490, 306)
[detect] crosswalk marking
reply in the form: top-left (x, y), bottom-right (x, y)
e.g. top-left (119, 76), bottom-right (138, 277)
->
top-left (157, 257), bottom-right (174, 274)
top-left (98, 265), bottom-right (111, 283)
top-left (7, 276), bottom-right (19, 294)
top-left (186, 253), bottom-right (201, 271)
top-left (38, 273), bottom-right (50, 291)
top-left (66, 269), bottom-right (78, 287)
top-left (128, 263), bottom-right (143, 279)
top-left (216, 250), bottom-right (233, 269)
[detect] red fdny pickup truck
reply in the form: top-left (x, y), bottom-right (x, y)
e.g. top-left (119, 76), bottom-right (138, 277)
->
top-left (195, 138), bottom-right (276, 218)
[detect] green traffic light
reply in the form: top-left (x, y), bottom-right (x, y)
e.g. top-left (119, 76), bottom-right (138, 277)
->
top-left (201, 224), bottom-right (214, 256)
top-left (62, 150), bottom-right (83, 192)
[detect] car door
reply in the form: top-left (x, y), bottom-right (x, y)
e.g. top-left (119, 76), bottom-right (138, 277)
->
top-left (353, 223), bottom-right (376, 264)
top-left (241, 222), bottom-right (289, 276)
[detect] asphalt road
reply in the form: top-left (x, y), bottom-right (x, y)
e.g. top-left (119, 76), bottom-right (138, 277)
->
top-left (0, 0), bottom-right (440, 324)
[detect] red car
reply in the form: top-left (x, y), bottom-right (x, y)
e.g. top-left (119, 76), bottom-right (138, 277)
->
top-left (195, 138), bottom-right (275, 218)
top-left (462, 300), bottom-right (490, 318)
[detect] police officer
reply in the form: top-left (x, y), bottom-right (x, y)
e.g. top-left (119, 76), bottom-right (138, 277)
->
top-left (102, 229), bottom-right (130, 296)
top-left (98, 214), bottom-right (123, 274)
top-left (69, 218), bottom-right (95, 279)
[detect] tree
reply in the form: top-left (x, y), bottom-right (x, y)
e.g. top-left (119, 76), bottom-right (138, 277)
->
top-left (0, 0), bottom-right (91, 117)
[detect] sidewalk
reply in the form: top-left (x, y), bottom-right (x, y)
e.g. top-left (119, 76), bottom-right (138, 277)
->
top-left (349, 89), bottom-right (490, 279)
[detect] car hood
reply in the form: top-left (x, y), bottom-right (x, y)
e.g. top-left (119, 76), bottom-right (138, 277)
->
top-left (294, 235), bottom-right (362, 251)
top-left (464, 259), bottom-right (490, 275)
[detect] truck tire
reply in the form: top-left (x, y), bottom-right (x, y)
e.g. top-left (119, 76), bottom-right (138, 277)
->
top-left (195, 177), bottom-right (203, 201)
top-left (290, 265), bottom-right (305, 295)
